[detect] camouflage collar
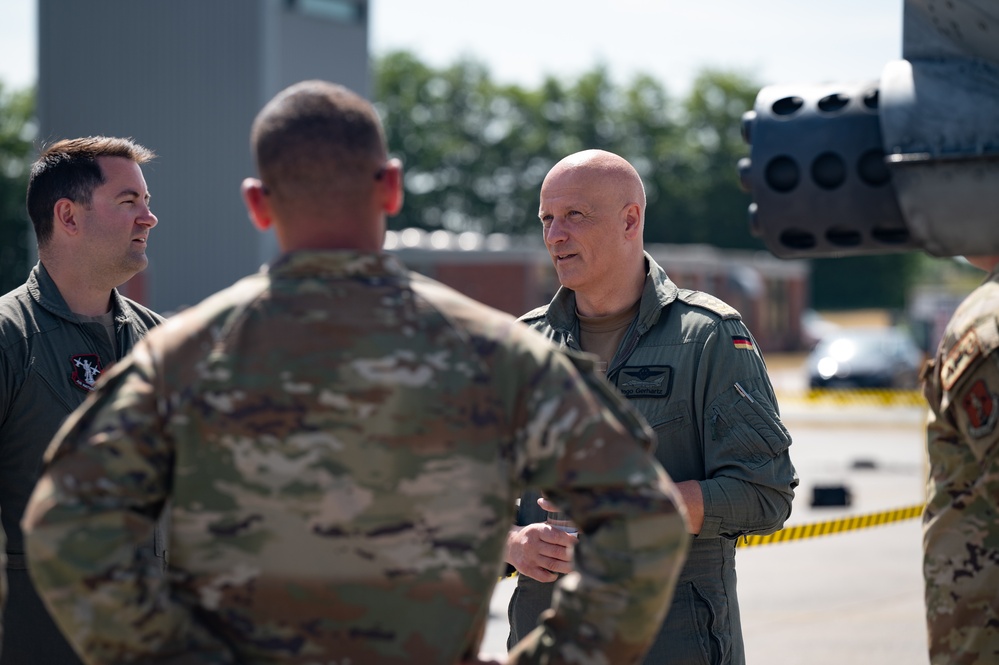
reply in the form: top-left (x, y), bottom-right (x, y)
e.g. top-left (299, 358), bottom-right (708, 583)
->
top-left (267, 251), bottom-right (408, 279)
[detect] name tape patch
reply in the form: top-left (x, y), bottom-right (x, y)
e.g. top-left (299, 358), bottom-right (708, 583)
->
top-left (617, 365), bottom-right (672, 398)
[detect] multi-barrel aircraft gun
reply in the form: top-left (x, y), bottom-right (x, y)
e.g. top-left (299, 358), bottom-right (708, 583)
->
top-left (739, 0), bottom-right (999, 260)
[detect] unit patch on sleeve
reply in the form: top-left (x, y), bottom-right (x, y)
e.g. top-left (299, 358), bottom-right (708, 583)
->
top-left (941, 328), bottom-right (983, 390)
top-left (961, 378), bottom-right (999, 439)
top-left (732, 335), bottom-right (754, 351)
top-left (70, 354), bottom-right (104, 392)
top-left (617, 365), bottom-right (672, 398)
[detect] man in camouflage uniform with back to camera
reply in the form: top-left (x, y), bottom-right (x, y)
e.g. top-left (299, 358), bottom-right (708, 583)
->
top-left (0, 136), bottom-right (165, 665)
top-left (22, 80), bottom-right (691, 665)
top-left (922, 252), bottom-right (999, 664)
top-left (505, 149), bottom-right (799, 665)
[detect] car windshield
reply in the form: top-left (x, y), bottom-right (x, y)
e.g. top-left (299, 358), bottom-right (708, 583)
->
top-left (814, 329), bottom-right (913, 360)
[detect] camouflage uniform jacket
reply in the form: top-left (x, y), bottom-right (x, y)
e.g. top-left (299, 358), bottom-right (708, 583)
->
top-left (510, 253), bottom-right (797, 665)
top-left (922, 265), bottom-right (999, 665)
top-left (23, 251), bottom-right (690, 665)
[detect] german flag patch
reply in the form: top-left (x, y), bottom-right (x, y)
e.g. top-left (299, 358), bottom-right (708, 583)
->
top-left (733, 335), bottom-right (754, 350)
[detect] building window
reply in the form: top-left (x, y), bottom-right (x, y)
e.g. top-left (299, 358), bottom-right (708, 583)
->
top-left (288, 0), bottom-right (366, 23)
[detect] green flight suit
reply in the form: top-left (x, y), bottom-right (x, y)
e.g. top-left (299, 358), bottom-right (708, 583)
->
top-left (0, 262), bottom-right (164, 664)
top-left (509, 253), bottom-right (798, 665)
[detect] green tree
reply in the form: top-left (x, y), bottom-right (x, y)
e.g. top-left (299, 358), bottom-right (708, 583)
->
top-left (372, 51), bottom-right (927, 311)
top-left (0, 82), bottom-right (35, 295)
top-left (810, 253), bottom-right (923, 310)
top-left (373, 52), bottom-right (547, 235)
top-left (648, 69), bottom-right (759, 248)
top-left (373, 52), bottom-right (758, 248)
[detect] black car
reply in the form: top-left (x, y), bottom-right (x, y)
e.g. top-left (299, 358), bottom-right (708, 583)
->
top-left (806, 327), bottom-right (923, 389)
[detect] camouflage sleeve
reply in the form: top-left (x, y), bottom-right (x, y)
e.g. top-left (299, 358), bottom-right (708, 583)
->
top-left (923, 324), bottom-right (999, 663)
top-left (507, 346), bottom-right (690, 665)
top-left (22, 344), bottom-right (234, 664)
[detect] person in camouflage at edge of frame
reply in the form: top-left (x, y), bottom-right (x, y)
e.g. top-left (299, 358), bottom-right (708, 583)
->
top-left (21, 80), bottom-right (691, 665)
top-left (922, 253), bottom-right (999, 664)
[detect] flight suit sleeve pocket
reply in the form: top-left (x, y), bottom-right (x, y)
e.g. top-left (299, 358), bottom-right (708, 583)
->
top-left (714, 386), bottom-right (791, 468)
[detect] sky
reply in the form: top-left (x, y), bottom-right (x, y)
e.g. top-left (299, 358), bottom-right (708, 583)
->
top-left (1, 0), bottom-right (904, 95)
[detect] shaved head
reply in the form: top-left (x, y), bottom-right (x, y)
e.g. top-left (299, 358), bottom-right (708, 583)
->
top-left (544, 149), bottom-right (647, 225)
top-left (539, 150), bottom-right (649, 316)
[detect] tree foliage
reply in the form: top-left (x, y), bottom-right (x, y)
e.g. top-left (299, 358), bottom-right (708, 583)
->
top-left (811, 254), bottom-right (923, 310)
top-left (374, 52), bottom-right (932, 310)
top-left (0, 59), bottom-right (928, 311)
top-left (373, 52), bottom-right (759, 248)
top-left (0, 82), bottom-right (35, 295)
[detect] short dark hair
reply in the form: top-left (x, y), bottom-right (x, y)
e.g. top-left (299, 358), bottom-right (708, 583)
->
top-left (26, 136), bottom-right (155, 247)
top-left (250, 80), bottom-right (386, 211)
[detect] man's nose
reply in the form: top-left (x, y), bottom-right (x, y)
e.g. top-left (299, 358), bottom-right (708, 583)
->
top-left (544, 218), bottom-right (568, 244)
top-left (137, 205), bottom-right (158, 228)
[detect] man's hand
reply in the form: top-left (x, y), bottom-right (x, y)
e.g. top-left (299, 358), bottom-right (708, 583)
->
top-left (505, 523), bottom-right (577, 583)
top-left (675, 479), bottom-right (704, 534)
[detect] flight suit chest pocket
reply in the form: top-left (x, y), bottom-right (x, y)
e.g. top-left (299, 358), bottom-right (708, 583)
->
top-left (640, 399), bottom-right (699, 478)
top-left (647, 400), bottom-right (691, 437)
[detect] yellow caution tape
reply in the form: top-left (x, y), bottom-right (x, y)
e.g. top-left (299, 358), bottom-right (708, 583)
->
top-left (800, 388), bottom-right (926, 408)
top-left (737, 503), bottom-right (924, 548)
top-left (500, 505), bottom-right (926, 578)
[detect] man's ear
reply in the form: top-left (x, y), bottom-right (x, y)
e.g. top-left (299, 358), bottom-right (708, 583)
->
top-left (622, 202), bottom-right (642, 239)
top-left (379, 158), bottom-right (404, 216)
top-left (52, 198), bottom-right (79, 237)
top-left (241, 178), bottom-right (273, 231)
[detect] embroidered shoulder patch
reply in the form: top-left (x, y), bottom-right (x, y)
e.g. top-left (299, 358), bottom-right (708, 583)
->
top-left (732, 335), bottom-right (754, 350)
top-left (617, 365), bottom-right (672, 398)
top-left (70, 353), bottom-right (104, 392)
top-left (961, 378), bottom-right (999, 438)
top-left (941, 329), bottom-right (982, 391)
